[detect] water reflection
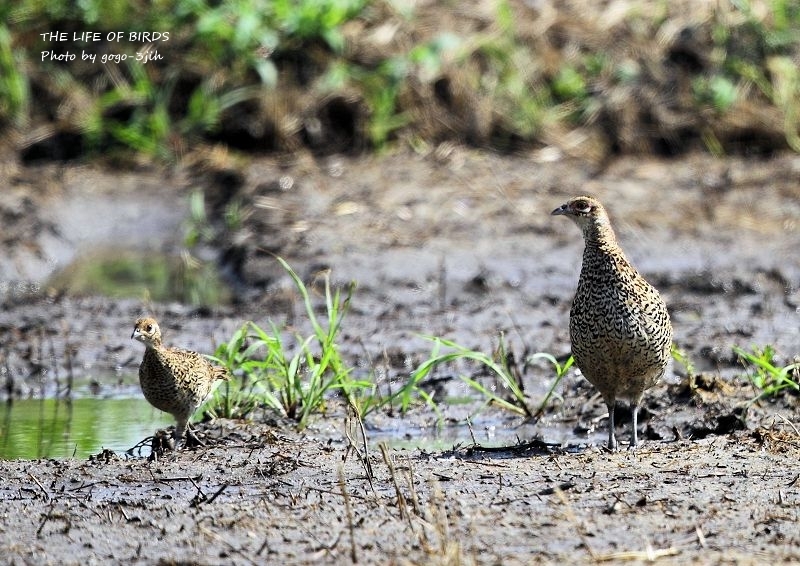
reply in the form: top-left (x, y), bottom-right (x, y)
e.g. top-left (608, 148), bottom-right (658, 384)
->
top-left (0, 398), bottom-right (173, 459)
top-left (0, 398), bottom-right (599, 460)
top-left (366, 418), bottom-right (588, 452)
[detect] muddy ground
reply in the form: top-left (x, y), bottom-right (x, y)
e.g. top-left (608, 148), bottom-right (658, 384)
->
top-left (1, 149), bottom-right (799, 563)
top-left (1, 422), bottom-right (800, 565)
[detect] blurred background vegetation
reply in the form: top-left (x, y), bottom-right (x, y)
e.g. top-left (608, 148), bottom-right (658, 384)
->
top-left (1, 0), bottom-right (799, 164)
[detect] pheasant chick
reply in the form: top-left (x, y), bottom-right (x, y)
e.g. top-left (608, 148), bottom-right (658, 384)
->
top-left (131, 317), bottom-right (228, 447)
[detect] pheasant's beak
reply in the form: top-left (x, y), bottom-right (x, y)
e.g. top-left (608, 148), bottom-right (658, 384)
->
top-left (551, 204), bottom-right (568, 216)
top-left (131, 328), bottom-right (140, 340)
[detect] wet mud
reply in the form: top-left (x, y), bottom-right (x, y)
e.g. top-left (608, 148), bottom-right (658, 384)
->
top-left (1, 422), bottom-right (799, 564)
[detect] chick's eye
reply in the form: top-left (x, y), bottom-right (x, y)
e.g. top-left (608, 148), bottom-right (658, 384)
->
top-left (146, 325), bottom-right (153, 332)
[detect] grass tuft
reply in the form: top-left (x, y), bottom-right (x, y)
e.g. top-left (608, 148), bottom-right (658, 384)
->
top-left (415, 335), bottom-right (532, 417)
top-left (734, 344), bottom-right (799, 404)
top-left (208, 258), bottom-right (357, 429)
top-left (406, 335), bottom-right (574, 421)
top-left (527, 352), bottom-right (574, 421)
top-left (207, 257), bottom-right (440, 428)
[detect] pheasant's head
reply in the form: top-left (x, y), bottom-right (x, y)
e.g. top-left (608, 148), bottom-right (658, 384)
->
top-left (131, 317), bottom-right (162, 348)
top-left (551, 195), bottom-right (613, 241)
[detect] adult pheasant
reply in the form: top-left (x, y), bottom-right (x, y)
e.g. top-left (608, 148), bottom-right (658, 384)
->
top-left (552, 196), bottom-right (672, 450)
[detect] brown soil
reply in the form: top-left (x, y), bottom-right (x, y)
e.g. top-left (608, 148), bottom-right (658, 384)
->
top-left (1, 148), bottom-right (799, 563)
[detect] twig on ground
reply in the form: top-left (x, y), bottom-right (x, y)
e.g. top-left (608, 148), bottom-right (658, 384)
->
top-left (338, 466), bottom-right (358, 564)
top-left (27, 471), bottom-right (50, 501)
top-left (594, 545), bottom-right (680, 562)
top-left (379, 442), bottom-right (413, 530)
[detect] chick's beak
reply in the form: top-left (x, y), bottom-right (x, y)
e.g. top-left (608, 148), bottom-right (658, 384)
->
top-left (131, 328), bottom-right (140, 340)
top-left (551, 204), bottom-right (568, 216)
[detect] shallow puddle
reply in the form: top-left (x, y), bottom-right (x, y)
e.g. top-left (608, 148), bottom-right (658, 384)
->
top-left (47, 248), bottom-right (231, 305)
top-left (0, 393), bottom-right (601, 459)
top-left (0, 397), bottom-right (173, 459)
top-left (365, 418), bottom-right (589, 452)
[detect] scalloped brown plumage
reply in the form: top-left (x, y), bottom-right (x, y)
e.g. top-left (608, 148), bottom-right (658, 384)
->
top-left (552, 196), bottom-right (673, 450)
top-left (131, 317), bottom-right (229, 446)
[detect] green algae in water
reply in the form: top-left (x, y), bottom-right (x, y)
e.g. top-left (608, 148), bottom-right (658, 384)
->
top-left (0, 398), bottom-right (174, 459)
top-left (47, 249), bottom-right (230, 306)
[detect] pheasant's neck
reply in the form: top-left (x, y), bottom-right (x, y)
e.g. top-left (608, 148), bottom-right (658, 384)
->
top-left (583, 221), bottom-right (618, 251)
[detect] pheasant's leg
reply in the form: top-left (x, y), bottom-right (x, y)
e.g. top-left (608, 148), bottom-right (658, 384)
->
top-left (173, 415), bottom-right (189, 447)
top-left (631, 404), bottom-right (639, 448)
top-left (607, 402), bottom-right (618, 451)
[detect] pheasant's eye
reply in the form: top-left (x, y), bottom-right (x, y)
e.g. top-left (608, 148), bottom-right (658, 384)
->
top-left (146, 325), bottom-right (153, 332)
top-left (573, 201), bottom-right (593, 214)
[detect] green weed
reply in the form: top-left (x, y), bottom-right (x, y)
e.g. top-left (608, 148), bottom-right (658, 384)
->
top-left (6, 0), bottom-right (800, 158)
top-left (272, 0), bottom-right (367, 52)
top-left (362, 61), bottom-right (412, 148)
top-left (208, 258), bottom-right (360, 428)
top-left (206, 320), bottom-right (291, 421)
top-left (0, 24), bottom-right (28, 126)
top-left (708, 0), bottom-right (800, 149)
top-left (183, 190), bottom-right (217, 248)
top-left (204, 256), bottom-right (579, 428)
top-left (46, 249), bottom-right (227, 305)
top-left (527, 352), bottom-right (574, 420)
top-left (179, 189), bottom-right (250, 305)
top-left (692, 75), bottom-right (738, 113)
top-left (400, 335), bottom-right (573, 421)
top-left (470, 29), bottom-right (554, 142)
top-left (7, 0), bottom-right (369, 159)
top-left (734, 345), bottom-right (800, 403)
top-left (322, 58), bottom-right (411, 148)
top-left (207, 257), bottom-right (444, 427)
top-left (85, 63), bottom-right (176, 160)
top-left (671, 343), bottom-right (699, 390)
top-left (421, 336), bottom-right (531, 417)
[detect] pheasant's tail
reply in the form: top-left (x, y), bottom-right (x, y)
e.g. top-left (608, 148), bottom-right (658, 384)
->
top-left (214, 366), bottom-right (231, 381)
